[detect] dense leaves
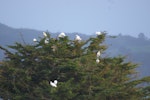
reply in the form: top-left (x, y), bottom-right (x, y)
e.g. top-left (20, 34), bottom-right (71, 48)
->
top-left (0, 32), bottom-right (150, 100)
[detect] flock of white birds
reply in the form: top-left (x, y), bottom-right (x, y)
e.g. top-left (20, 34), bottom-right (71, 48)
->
top-left (33, 32), bottom-right (102, 87)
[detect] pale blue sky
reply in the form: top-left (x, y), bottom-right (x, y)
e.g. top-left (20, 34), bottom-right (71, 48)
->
top-left (0, 0), bottom-right (150, 37)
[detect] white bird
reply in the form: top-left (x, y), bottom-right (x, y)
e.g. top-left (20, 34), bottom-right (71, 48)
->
top-left (95, 31), bottom-right (102, 35)
top-left (44, 38), bottom-right (49, 44)
top-left (75, 35), bottom-right (82, 41)
top-left (51, 45), bottom-right (57, 52)
top-left (33, 38), bottom-right (37, 42)
top-left (58, 32), bottom-right (66, 38)
top-left (43, 32), bottom-right (48, 37)
top-left (97, 51), bottom-right (101, 58)
top-left (50, 80), bottom-right (58, 87)
top-left (96, 58), bottom-right (100, 63)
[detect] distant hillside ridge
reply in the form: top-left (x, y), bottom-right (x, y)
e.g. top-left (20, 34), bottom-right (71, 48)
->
top-left (0, 22), bottom-right (150, 78)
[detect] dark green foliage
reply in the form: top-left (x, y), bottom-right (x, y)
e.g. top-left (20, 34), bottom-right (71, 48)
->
top-left (0, 32), bottom-right (150, 100)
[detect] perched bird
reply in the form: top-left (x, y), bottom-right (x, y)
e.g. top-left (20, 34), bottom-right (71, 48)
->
top-left (33, 38), bottom-right (37, 42)
top-left (95, 31), bottom-right (102, 35)
top-left (97, 51), bottom-right (101, 58)
top-left (43, 32), bottom-right (48, 37)
top-left (58, 32), bottom-right (66, 38)
top-left (51, 45), bottom-right (57, 52)
top-left (96, 58), bottom-right (100, 63)
top-left (75, 35), bottom-right (82, 41)
top-left (44, 38), bottom-right (49, 44)
top-left (50, 80), bottom-right (58, 87)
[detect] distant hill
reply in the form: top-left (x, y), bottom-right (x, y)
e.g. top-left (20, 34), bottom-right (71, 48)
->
top-left (0, 23), bottom-right (150, 78)
top-left (0, 23), bottom-right (90, 45)
top-left (0, 23), bottom-right (43, 45)
top-left (106, 34), bottom-right (150, 78)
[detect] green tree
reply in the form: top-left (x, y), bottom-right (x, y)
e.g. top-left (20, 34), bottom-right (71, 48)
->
top-left (0, 32), bottom-right (150, 100)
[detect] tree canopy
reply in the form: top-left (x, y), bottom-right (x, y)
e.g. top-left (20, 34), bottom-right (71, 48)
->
top-left (0, 32), bottom-right (150, 100)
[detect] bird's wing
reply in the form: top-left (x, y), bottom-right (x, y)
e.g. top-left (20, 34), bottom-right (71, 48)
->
top-left (54, 80), bottom-right (58, 84)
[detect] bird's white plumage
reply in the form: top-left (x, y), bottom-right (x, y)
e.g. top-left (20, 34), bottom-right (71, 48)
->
top-left (43, 32), bottom-right (48, 37)
top-left (51, 45), bottom-right (57, 52)
top-left (96, 58), bottom-right (100, 63)
top-left (44, 38), bottom-right (49, 44)
top-left (75, 35), bottom-right (82, 41)
top-left (97, 51), bottom-right (101, 58)
top-left (54, 80), bottom-right (58, 84)
top-left (33, 38), bottom-right (37, 42)
top-left (50, 80), bottom-right (58, 87)
top-left (58, 32), bottom-right (66, 38)
top-left (95, 31), bottom-right (102, 35)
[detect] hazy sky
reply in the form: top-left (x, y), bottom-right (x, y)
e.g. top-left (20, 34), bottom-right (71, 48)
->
top-left (0, 0), bottom-right (150, 37)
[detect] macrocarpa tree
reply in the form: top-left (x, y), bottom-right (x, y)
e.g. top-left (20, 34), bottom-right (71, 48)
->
top-left (0, 32), bottom-right (150, 100)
